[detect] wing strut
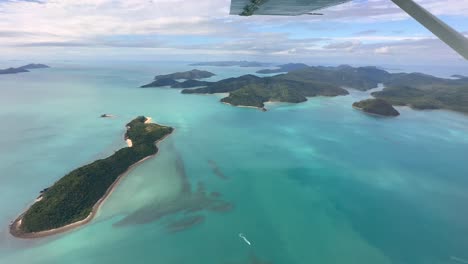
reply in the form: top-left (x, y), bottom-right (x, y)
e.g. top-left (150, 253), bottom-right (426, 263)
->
top-left (391, 0), bottom-right (468, 60)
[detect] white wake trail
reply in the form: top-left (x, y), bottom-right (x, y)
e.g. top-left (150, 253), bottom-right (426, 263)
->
top-left (239, 233), bottom-right (251, 246)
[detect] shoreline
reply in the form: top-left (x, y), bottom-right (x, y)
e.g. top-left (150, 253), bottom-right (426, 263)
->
top-left (10, 125), bottom-right (174, 239)
top-left (221, 101), bottom-right (267, 111)
top-left (352, 105), bottom-right (397, 117)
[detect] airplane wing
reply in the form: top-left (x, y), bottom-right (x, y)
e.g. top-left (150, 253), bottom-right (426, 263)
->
top-left (230, 0), bottom-right (468, 60)
top-left (230, 0), bottom-right (352, 16)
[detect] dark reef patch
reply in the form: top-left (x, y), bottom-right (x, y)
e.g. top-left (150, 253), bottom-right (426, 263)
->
top-left (113, 150), bottom-right (232, 230)
top-left (210, 191), bottom-right (222, 198)
top-left (165, 215), bottom-right (205, 233)
top-left (208, 160), bottom-right (229, 180)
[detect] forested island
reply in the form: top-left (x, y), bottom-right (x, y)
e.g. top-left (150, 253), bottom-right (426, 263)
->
top-left (141, 69), bottom-right (215, 88)
top-left (10, 116), bottom-right (173, 238)
top-left (353, 99), bottom-right (400, 116)
top-left (155, 69), bottom-right (214, 80)
top-left (373, 72), bottom-right (468, 114)
top-left (140, 64), bottom-right (468, 114)
top-left (0, 63), bottom-right (50, 75)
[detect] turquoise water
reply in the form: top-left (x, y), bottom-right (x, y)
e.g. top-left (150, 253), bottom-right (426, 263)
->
top-left (0, 61), bottom-right (468, 264)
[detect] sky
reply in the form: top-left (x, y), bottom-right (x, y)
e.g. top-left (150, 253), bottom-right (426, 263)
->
top-left (0, 0), bottom-right (467, 66)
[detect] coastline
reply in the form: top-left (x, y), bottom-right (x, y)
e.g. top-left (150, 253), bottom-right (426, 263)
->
top-left (10, 125), bottom-right (174, 239)
top-left (221, 101), bottom-right (267, 111)
top-left (352, 105), bottom-right (397, 117)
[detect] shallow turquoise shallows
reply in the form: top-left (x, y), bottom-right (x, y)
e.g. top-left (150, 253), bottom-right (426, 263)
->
top-left (0, 61), bottom-right (467, 264)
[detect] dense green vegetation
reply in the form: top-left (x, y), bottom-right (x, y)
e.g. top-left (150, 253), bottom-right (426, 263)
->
top-left (143, 64), bottom-right (468, 114)
top-left (372, 85), bottom-right (468, 113)
top-left (183, 70), bottom-right (350, 108)
top-left (371, 72), bottom-right (468, 114)
top-left (182, 74), bottom-right (263, 94)
top-left (256, 63), bottom-right (309, 74)
top-left (280, 65), bottom-right (392, 91)
top-left (154, 69), bottom-right (214, 80)
top-left (204, 76), bottom-right (347, 109)
top-left (141, 69), bottom-right (215, 88)
top-left (141, 78), bottom-right (211, 88)
top-left (171, 80), bottom-right (211, 88)
top-left (353, 98), bottom-right (400, 116)
top-left (221, 83), bottom-right (307, 108)
top-left (20, 116), bottom-right (173, 233)
top-left (141, 78), bottom-right (179, 88)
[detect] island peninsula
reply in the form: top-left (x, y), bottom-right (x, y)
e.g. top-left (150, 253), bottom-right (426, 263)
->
top-left (140, 64), bottom-right (468, 114)
top-left (353, 98), bottom-right (400, 116)
top-left (0, 64), bottom-right (50, 75)
top-left (10, 116), bottom-right (173, 238)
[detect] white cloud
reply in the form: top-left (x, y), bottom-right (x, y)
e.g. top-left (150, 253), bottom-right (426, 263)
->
top-left (323, 41), bottom-right (362, 52)
top-left (0, 0), bottom-right (466, 64)
top-left (374, 46), bottom-right (392, 54)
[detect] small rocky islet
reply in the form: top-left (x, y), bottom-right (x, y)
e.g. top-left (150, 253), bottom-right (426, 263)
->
top-left (353, 98), bottom-right (400, 116)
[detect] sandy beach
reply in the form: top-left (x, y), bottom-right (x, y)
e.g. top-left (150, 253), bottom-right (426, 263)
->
top-left (144, 116), bottom-right (153, 123)
top-left (126, 139), bottom-right (133, 147)
top-left (221, 102), bottom-right (267, 111)
top-left (10, 127), bottom-right (174, 239)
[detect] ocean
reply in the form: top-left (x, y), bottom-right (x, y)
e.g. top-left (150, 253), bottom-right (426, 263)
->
top-left (0, 61), bottom-right (467, 264)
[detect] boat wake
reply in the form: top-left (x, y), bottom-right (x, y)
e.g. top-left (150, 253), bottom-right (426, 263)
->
top-left (239, 233), bottom-right (251, 246)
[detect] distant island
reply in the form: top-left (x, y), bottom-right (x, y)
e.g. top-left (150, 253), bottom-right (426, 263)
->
top-left (10, 116), bottom-right (173, 238)
top-left (353, 98), bottom-right (400, 116)
top-left (20, 64), bottom-right (50, 70)
top-left (155, 69), bottom-right (214, 80)
top-left (182, 71), bottom-right (349, 109)
top-left (256, 63), bottom-right (309, 74)
top-left (141, 69), bottom-right (215, 88)
top-left (0, 63), bottom-right (50, 75)
top-left (451, 74), bottom-right (468, 79)
top-left (372, 72), bottom-right (468, 114)
top-left (189, 61), bottom-right (271, 67)
top-left (180, 65), bottom-right (394, 109)
top-left (140, 64), bottom-right (468, 114)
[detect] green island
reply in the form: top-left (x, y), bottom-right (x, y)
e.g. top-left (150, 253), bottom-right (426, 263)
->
top-left (154, 69), bottom-right (214, 80)
top-left (181, 65), bottom-right (390, 109)
top-left (10, 116), bottom-right (173, 238)
top-left (141, 64), bottom-right (468, 114)
top-left (141, 69), bottom-right (215, 88)
top-left (373, 73), bottom-right (468, 114)
top-left (353, 98), bottom-right (400, 116)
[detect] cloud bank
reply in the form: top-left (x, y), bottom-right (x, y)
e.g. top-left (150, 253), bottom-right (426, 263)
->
top-left (0, 0), bottom-right (467, 64)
